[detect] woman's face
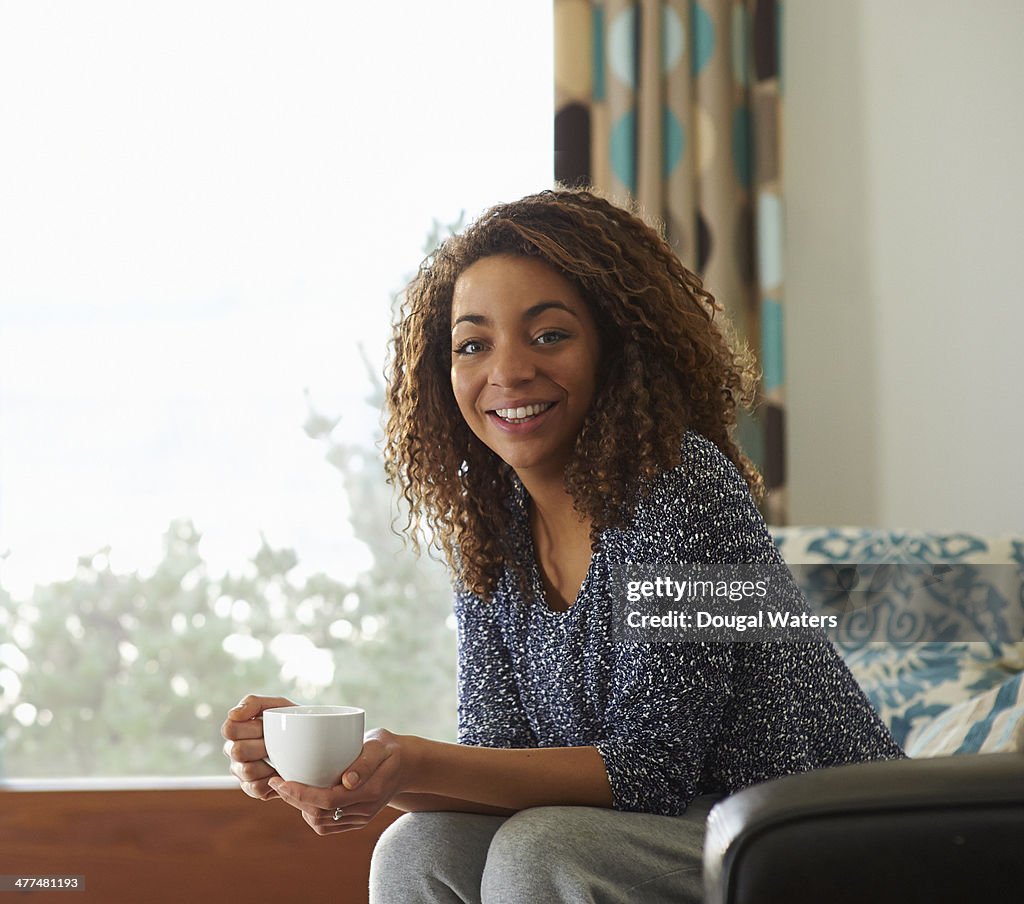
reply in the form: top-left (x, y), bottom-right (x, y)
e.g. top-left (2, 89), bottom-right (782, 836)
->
top-left (450, 254), bottom-right (602, 483)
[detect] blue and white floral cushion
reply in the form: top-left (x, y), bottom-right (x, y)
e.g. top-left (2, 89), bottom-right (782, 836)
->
top-left (772, 528), bottom-right (1024, 755)
top-left (903, 667), bottom-right (1024, 756)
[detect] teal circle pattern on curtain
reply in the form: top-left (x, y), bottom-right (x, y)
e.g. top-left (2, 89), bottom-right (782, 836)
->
top-left (610, 109), bottom-right (637, 193)
top-left (664, 107), bottom-right (685, 179)
top-left (692, 2), bottom-right (716, 75)
top-left (761, 298), bottom-right (784, 393)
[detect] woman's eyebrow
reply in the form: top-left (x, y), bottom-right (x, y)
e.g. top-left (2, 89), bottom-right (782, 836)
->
top-left (451, 301), bottom-right (580, 330)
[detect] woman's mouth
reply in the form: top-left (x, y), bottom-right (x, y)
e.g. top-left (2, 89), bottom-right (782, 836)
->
top-left (490, 402), bottom-right (556, 425)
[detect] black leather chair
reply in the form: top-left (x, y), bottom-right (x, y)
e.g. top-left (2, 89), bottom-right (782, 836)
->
top-left (703, 753), bottom-right (1024, 903)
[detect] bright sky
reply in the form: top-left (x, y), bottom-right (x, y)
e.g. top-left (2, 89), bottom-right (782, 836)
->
top-left (0, 1), bottom-right (554, 599)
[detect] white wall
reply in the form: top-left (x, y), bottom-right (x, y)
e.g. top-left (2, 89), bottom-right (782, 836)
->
top-left (783, 0), bottom-right (1024, 533)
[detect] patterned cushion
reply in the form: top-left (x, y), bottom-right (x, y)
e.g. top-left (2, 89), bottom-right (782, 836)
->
top-left (772, 528), bottom-right (1024, 751)
top-left (904, 670), bottom-right (1024, 756)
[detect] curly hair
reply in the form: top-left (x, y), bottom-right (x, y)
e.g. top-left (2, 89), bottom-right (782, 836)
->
top-left (384, 187), bottom-right (763, 599)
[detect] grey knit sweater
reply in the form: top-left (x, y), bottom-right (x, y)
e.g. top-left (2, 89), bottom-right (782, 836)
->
top-left (454, 430), bottom-right (904, 816)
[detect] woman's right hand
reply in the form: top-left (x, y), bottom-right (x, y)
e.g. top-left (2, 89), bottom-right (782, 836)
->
top-left (221, 694), bottom-right (297, 800)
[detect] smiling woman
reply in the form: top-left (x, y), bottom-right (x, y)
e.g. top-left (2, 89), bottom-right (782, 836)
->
top-left (450, 255), bottom-right (602, 481)
top-left (223, 189), bottom-right (905, 904)
top-left (383, 189), bottom-right (767, 603)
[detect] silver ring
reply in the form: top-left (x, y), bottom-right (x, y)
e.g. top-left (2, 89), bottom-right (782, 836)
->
top-left (332, 807), bottom-right (344, 821)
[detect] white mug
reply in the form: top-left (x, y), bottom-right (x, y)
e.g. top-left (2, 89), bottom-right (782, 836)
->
top-left (263, 705), bottom-right (365, 787)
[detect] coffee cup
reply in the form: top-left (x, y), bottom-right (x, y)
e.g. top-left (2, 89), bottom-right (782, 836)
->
top-left (263, 705), bottom-right (365, 787)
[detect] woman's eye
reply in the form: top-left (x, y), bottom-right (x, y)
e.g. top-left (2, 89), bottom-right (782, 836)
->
top-left (535, 330), bottom-right (568, 346)
top-left (454, 339), bottom-right (485, 355)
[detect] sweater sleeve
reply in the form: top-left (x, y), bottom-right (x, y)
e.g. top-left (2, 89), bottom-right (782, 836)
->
top-left (594, 640), bottom-right (735, 815)
top-left (453, 587), bottom-right (538, 749)
top-left (591, 436), bottom-right (753, 815)
top-left (594, 433), bottom-right (903, 814)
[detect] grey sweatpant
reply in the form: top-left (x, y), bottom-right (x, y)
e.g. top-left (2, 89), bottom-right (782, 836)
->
top-left (369, 795), bottom-right (719, 904)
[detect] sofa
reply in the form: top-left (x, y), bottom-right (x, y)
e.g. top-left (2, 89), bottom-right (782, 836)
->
top-left (703, 527), bottom-right (1024, 904)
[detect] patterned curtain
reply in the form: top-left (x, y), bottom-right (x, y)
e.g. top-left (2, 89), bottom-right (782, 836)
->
top-left (554, 0), bottom-right (786, 524)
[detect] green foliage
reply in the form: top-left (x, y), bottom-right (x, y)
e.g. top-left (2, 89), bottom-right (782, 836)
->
top-left (0, 219), bottom-right (466, 778)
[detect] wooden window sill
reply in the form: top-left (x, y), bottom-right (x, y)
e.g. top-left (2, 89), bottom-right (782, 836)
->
top-left (0, 781), bottom-right (401, 903)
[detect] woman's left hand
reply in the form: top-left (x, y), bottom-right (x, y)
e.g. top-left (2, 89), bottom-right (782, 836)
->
top-left (269, 727), bottom-right (412, 834)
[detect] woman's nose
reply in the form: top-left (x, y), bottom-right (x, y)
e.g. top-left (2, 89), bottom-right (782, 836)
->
top-left (488, 343), bottom-right (536, 387)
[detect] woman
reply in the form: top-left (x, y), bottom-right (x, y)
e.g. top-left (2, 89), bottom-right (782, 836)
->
top-left (222, 188), bottom-right (903, 903)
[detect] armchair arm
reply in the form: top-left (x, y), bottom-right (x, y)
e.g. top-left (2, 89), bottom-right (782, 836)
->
top-left (703, 753), bottom-right (1024, 904)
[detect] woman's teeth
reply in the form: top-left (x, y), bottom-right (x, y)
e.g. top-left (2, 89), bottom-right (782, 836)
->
top-left (494, 402), bottom-right (554, 424)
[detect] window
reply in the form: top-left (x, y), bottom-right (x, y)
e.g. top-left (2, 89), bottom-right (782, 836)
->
top-left (0, 1), bottom-right (553, 778)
